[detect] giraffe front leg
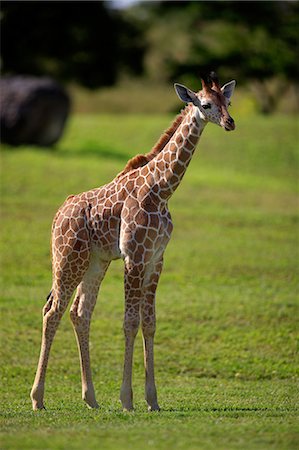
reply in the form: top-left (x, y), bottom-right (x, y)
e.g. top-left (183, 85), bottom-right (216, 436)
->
top-left (142, 314), bottom-right (159, 411)
top-left (120, 329), bottom-right (138, 412)
top-left (141, 258), bottom-right (163, 412)
top-left (120, 260), bottom-right (144, 411)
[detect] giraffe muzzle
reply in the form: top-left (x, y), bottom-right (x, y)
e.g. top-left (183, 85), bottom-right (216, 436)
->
top-left (224, 117), bottom-right (235, 131)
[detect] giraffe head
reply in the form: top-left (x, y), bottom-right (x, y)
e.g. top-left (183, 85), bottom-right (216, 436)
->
top-left (174, 72), bottom-right (236, 131)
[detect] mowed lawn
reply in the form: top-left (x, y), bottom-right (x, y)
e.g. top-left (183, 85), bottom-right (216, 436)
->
top-left (0, 113), bottom-right (298, 450)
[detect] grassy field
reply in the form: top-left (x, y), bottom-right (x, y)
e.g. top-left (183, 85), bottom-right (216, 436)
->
top-left (0, 112), bottom-right (298, 450)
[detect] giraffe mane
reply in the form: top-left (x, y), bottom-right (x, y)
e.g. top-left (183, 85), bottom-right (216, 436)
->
top-left (116, 104), bottom-right (192, 179)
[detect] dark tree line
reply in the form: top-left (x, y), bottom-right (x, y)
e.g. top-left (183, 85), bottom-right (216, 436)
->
top-left (133, 0), bottom-right (299, 112)
top-left (1, 0), bottom-right (298, 109)
top-left (158, 0), bottom-right (299, 83)
top-left (1, 1), bottom-right (145, 88)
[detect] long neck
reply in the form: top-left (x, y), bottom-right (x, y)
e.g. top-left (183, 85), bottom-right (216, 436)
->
top-left (146, 105), bottom-right (206, 200)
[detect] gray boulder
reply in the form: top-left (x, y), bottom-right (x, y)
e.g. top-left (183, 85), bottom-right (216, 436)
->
top-left (0, 76), bottom-right (71, 146)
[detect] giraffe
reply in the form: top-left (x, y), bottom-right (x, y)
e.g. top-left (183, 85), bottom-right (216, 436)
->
top-left (30, 72), bottom-right (236, 412)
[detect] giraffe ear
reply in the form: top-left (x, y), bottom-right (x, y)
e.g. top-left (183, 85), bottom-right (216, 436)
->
top-left (221, 80), bottom-right (236, 101)
top-left (174, 83), bottom-right (198, 105)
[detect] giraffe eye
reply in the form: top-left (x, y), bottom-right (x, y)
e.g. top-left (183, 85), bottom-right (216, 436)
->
top-left (202, 103), bottom-right (211, 110)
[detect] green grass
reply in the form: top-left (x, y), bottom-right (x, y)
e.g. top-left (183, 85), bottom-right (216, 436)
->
top-left (0, 112), bottom-right (298, 450)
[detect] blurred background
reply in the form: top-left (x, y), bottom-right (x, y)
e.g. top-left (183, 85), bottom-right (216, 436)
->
top-left (1, 0), bottom-right (299, 117)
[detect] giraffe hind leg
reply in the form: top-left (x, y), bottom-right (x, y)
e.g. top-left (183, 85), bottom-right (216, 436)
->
top-left (43, 290), bottom-right (53, 316)
top-left (31, 286), bottom-right (74, 410)
top-left (31, 247), bottom-right (91, 410)
top-left (70, 257), bottom-right (110, 409)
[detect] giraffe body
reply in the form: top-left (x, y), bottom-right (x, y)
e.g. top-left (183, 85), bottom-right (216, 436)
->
top-left (31, 73), bottom-right (236, 411)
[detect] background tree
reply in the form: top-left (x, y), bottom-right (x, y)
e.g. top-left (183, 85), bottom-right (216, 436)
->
top-left (1, 1), bottom-right (146, 88)
top-left (126, 0), bottom-right (299, 112)
top-left (1, 0), bottom-right (298, 113)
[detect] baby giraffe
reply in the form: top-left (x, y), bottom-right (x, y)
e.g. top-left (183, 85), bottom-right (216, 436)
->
top-left (31, 72), bottom-right (236, 412)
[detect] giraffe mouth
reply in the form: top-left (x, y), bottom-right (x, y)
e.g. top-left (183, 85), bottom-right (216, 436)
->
top-left (224, 118), bottom-right (235, 131)
top-left (224, 123), bottom-right (235, 131)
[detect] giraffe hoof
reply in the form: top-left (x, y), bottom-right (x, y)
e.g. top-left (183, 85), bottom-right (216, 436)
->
top-left (86, 402), bottom-right (99, 409)
top-left (148, 404), bottom-right (160, 412)
top-left (84, 398), bottom-right (99, 409)
top-left (82, 388), bottom-right (99, 409)
top-left (120, 387), bottom-right (134, 412)
top-left (123, 406), bottom-right (134, 413)
top-left (32, 402), bottom-right (46, 411)
top-left (31, 389), bottom-right (46, 411)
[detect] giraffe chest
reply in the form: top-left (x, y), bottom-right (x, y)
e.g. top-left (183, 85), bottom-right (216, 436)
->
top-left (119, 204), bottom-right (173, 264)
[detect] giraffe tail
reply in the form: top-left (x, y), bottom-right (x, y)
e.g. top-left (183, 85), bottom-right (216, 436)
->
top-left (43, 290), bottom-right (53, 316)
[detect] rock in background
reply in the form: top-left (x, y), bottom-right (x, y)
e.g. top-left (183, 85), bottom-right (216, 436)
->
top-left (0, 76), bottom-right (71, 146)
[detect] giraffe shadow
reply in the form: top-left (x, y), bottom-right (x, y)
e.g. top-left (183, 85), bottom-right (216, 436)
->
top-left (56, 144), bottom-right (133, 162)
top-left (1, 141), bottom-right (133, 162)
top-left (162, 406), bottom-right (274, 413)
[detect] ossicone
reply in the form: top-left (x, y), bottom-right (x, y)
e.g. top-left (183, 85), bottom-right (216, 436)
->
top-left (200, 72), bottom-right (212, 91)
top-left (200, 71), bottom-right (221, 92)
top-left (209, 71), bottom-right (221, 91)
